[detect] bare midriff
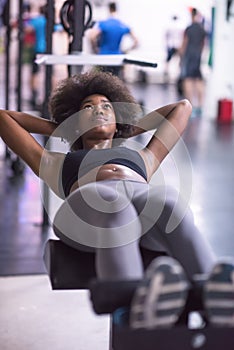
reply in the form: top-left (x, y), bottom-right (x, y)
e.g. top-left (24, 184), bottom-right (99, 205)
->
top-left (69, 163), bottom-right (147, 194)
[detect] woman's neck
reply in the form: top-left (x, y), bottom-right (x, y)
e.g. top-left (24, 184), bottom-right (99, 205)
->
top-left (83, 138), bottom-right (113, 149)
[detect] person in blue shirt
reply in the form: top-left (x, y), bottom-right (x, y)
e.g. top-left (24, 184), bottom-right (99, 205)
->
top-left (89, 2), bottom-right (138, 77)
top-left (24, 4), bottom-right (47, 109)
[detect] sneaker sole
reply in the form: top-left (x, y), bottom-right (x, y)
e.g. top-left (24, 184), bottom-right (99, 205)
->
top-left (130, 256), bottom-right (189, 329)
top-left (203, 262), bottom-right (234, 327)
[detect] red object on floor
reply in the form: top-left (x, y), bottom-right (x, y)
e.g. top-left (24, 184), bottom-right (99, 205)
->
top-left (217, 99), bottom-right (233, 123)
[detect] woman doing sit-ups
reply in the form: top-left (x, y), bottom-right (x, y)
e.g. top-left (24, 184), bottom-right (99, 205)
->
top-left (2, 69), bottom-right (232, 329)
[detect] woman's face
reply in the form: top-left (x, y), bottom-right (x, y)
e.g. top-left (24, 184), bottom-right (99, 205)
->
top-left (78, 94), bottom-right (117, 139)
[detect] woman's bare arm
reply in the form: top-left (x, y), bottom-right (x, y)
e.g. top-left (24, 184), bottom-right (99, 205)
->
top-left (131, 100), bottom-right (191, 136)
top-left (136, 99), bottom-right (192, 178)
top-left (0, 109), bottom-right (58, 176)
top-left (1, 110), bottom-right (58, 135)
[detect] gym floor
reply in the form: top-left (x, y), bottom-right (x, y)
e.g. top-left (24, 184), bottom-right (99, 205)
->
top-left (0, 62), bottom-right (234, 348)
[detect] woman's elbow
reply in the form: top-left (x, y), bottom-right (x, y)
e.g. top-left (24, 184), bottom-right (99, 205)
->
top-left (179, 99), bottom-right (193, 118)
top-left (181, 99), bottom-right (192, 111)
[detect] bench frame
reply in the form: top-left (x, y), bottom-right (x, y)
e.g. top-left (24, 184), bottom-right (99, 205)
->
top-left (44, 239), bottom-right (234, 350)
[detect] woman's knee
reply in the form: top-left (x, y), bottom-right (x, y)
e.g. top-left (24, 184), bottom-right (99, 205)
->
top-left (147, 186), bottom-right (194, 234)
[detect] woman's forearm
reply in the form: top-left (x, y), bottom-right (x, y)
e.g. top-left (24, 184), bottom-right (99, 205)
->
top-left (0, 109), bottom-right (58, 136)
top-left (131, 100), bottom-right (190, 136)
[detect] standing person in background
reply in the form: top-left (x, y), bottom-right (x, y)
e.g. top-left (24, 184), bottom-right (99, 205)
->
top-left (179, 8), bottom-right (207, 117)
top-left (89, 2), bottom-right (138, 78)
top-left (24, 4), bottom-right (47, 109)
top-left (163, 15), bottom-right (184, 84)
top-left (0, 0), bottom-right (7, 28)
top-left (22, 3), bottom-right (35, 66)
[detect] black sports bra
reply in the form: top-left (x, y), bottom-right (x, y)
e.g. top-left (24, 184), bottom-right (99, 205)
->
top-left (61, 147), bottom-right (147, 197)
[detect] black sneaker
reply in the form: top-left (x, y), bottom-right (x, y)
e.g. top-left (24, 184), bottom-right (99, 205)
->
top-left (203, 260), bottom-right (234, 327)
top-left (129, 256), bottom-right (189, 329)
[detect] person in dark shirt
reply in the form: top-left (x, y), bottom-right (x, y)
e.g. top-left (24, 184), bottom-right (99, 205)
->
top-left (179, 8), bottom-right (207, 117)
top-left (1, 69), bottom-right (233, 329)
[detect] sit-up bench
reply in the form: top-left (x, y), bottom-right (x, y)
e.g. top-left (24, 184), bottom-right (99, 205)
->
top-left (44, 239), bottom-right (234, 350)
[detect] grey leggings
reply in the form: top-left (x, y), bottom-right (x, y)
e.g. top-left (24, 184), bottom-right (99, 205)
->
top-left (53, 180), bottom-right (216, 281)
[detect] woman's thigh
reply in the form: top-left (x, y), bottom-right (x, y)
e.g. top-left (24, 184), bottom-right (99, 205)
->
top-left (53, 180), bottom-right (143, 249)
